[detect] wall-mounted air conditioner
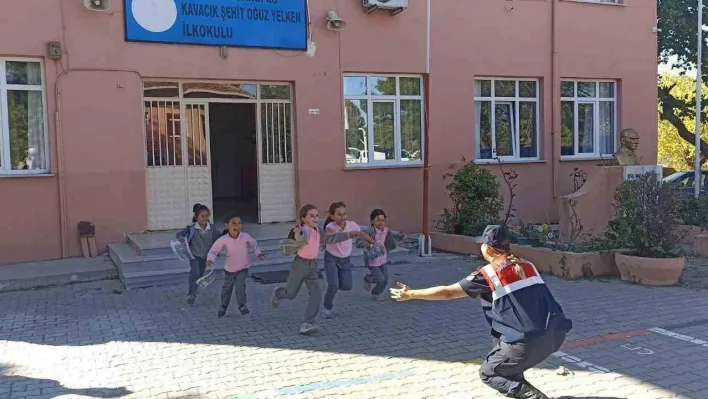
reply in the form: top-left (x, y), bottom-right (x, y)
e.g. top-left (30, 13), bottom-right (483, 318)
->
top-left (363, 0), bottom-right (409, 15)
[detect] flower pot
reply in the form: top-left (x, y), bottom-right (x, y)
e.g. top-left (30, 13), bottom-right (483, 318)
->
top-left (614, 252), bottom-right (685, 286)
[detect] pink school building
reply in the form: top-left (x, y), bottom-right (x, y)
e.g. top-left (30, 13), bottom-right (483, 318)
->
top-left (0, 0), bottom-right (657, 265)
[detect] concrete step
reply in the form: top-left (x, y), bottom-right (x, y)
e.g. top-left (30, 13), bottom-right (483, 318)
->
top-left (128, 229), bottom-right (287, 257)
top-left (109, 241), bottom-right (412, 290)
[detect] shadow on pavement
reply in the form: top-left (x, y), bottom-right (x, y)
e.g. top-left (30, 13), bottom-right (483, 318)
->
top-left (0, 363), bottom-right (131, 398)
top-left (556, 397), bottom-right (624, 399)
top-left (2, 259), bottom-right (706, 398)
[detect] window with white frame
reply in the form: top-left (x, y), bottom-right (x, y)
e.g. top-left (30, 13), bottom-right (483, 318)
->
top-left (343, 75), bottom-right (423, 167)
top-left (0, 60), bottom-right (48, 174)
top-left (474, 79), bottom-right (539, 161)
top-left (560, 80), bottom-right (617, 158)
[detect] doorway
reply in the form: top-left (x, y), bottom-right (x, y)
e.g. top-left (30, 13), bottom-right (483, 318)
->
top-left (209, 103), bottom-right (258, 223)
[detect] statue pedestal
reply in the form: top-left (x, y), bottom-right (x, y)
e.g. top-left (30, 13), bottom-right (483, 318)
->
top-left (559, 165), bottom-right (662, 243)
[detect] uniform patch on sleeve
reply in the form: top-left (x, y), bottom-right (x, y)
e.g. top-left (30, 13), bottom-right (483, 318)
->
top-left (465, 270), bottom-right (481, 281)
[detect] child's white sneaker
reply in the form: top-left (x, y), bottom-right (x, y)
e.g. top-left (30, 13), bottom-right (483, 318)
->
top-left (321, 309), bottom-right (334, 319)
top-left (299, 323), bottom-right (318, 335)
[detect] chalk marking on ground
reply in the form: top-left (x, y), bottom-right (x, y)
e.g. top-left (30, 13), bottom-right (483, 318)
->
top-left (649, 327), bottom-right (708, 348)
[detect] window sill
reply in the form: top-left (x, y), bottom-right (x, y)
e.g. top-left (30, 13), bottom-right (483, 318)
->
top-left (560, 0), bottom-right (624, 6)
top-left (474, 159), bottom-right (547, 165)
top-left (560, 156), bottom-right (613, 162)
top-left (0, 172), bottom-right (55, 178)
top-left (344, 162), bottom-right (423, 171)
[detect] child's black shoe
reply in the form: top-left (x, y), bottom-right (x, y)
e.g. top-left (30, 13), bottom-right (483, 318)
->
top-left (239, 306), bottom-right (250, 315)
top-left (217, 308), bottom-right (226, 318)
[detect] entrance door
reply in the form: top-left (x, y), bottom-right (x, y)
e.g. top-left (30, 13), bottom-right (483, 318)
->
top-left (144, 100), bottom-right (211, 230)
top-left (184, 102), bottom-right (212, 219)
top-left (258, 101), bottom-right (296, 223)
top-left (209, 103), bottom-right (258, 222)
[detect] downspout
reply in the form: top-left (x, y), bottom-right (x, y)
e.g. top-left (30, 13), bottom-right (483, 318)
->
top-left (55, 68), bottom-right (143, 257)
top-left (421, 0), bottom-right (432, 255)
top-left (551, 0), bottom-right (559, 199)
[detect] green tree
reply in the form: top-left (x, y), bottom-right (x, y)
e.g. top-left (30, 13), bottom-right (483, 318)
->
top-left (658, 1), bottom-right (708, 159)
top-left (658, 74), bottom-right (708, 170)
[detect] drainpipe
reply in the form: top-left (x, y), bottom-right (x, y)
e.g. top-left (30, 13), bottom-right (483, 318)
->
top-left (551, 0), bottom-right (559, 199)
top-left (54, 68), bottom-right (142, 257)
top-left (420, 0), bottom-right (432, 256)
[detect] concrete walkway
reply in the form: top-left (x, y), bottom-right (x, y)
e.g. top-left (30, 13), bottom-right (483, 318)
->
top-left (0, 256), bottom-right (117, 293)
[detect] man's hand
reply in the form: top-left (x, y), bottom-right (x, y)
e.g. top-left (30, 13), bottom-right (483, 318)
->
top-left (390, 282), bottom-right (413, 302)
top-left (178, 237), bottom-right (186, 244)
top-left (206, 260), bottom-right (214, 270)
top-left (257, 253), bottom-right (267, 260)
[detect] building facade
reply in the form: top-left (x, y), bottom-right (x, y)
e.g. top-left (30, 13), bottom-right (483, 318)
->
top-left (0, 0), bottom-right (657, 264)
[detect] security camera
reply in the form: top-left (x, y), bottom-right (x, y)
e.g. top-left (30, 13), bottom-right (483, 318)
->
top-left (326, 10), bottom-right (347, 31)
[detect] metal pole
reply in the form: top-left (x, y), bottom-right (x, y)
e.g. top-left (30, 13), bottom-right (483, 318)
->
top-left (696, 0), bottom-right (703, 198)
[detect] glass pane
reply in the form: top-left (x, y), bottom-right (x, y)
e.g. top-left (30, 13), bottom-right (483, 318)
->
top-left (344, 99), bottom-right (368, 164)
top-left (143, 81), bottom-right (179, 98)
top-left (186, 104), bottom-right (206, 166)
top-left (400, 100), bottom-right (422, 162)
top-left (519, 102), bottom-right (537, 158)
top-left (561, 101), bottom-right (575, 156)
top-left (369, 77), bottom-right (396, 96)
top-left (599, 101), bottom-right (615, 155)
top-left (145, 101), bottom-right (182, 167)
top-left (8, 90), bottom-right (46, 170)
top-left (599, 82), bottom-right (615, 98)
top-left (182, 83), bottom-right (256, 99)
top-left (494, 102), bottom-right (515, 157)
top-left (6, 61), bottom-right (41, 85)
top-left (260, 84), bottom-right (291, 100)
top-left (519, 81), bottom-right (537, 98)
top-left (475, 80), bottom-right (492, 97)
top-left (399, 77), bottom-right (421, 96)
top-left (578, 103), bottom-right (595, 153)
top-left (561, 81), bottom-right (575, 97)
top-left (577, 82), bottom-right (596, 98)
top-left (475, 101), bottom-right (492, 159)
top-left (372, 102), bottom-right (395, 161)
top-left (494, 80), bottom-right (515, 97)
top-left (344, 76), bottom-right (366, 96)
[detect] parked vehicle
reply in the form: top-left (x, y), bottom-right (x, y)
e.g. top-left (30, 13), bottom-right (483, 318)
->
top-left (663, 170), bottom-right (708, 195)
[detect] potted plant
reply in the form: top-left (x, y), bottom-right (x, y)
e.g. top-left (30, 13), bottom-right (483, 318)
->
top-left (606, 172), bottom-right (685, 286)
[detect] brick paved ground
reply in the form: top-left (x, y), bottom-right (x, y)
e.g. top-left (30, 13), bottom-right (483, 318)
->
top-left (2, 254), bottom-right (708, 399)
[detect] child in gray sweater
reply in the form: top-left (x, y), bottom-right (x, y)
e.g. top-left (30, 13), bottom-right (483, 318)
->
top-left (176, 204), bottom-right (221, 305)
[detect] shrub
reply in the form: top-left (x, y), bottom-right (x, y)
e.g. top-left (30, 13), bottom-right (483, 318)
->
top-left (680, 194), bottom-right (708, 228)
top-left (437, 160), bottom-right (503, 236)
top-left (605, 172), bottom-right (683, 258)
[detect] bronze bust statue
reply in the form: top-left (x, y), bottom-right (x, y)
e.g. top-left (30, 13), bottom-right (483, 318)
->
top-left (613, 128), bottom-right (640, 166)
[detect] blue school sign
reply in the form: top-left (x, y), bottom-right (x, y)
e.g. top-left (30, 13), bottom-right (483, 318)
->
top-left (124, 0), bottom-right (308, 50)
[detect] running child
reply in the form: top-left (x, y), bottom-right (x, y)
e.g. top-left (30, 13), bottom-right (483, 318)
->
top-left (176, 203), bottom-right (221, 305)
top-left (357, 208), bottom-right (406, 301)
top-left (321, 202), bottom-right (375, 319)
top-left (206, 213), bottom-right (267, 318)
top-left (272, 204), bottom-right (364, 335)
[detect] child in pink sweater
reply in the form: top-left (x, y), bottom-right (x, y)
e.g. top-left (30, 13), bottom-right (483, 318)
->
top-left (207, 213), bottom-right (266, 318)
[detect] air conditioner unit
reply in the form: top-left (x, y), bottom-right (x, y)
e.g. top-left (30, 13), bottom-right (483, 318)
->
top-left (363, 0), bottom-right (409, 15)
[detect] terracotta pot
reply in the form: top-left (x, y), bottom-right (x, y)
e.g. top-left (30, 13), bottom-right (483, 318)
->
top-left (614, 253), bottom-right (685, 286)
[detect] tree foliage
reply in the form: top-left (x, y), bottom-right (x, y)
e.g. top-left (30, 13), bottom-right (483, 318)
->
top-left (658, 74), bottom-right (708, 170)
top-left (658, 0), bottom-right (708, 159)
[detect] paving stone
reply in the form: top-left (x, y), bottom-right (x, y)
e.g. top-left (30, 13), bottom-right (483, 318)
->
top-left (0, 255), bottom-right (707, 398)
